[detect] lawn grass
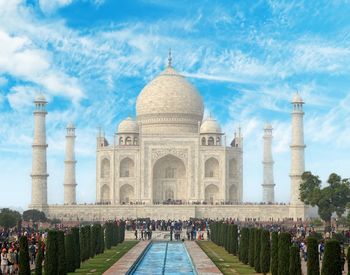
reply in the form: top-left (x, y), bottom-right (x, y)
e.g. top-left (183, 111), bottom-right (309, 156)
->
top-left (68, 240), bottom-right (138, 275)
top-left (197, 241), bottom-right (260, 275)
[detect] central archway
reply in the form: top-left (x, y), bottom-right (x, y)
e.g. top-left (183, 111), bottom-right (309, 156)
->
top-left (152, 154), bottom-right (186, 204)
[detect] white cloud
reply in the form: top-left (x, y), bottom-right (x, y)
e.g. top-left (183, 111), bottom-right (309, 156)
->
top-left (39, 0), bottom-right (73, 14)
top-left (7, 86), bottom-right (37, 111)
top-left (0, 30), bottom-right (84, 102)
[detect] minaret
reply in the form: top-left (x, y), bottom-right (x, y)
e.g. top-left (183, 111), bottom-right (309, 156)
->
top-left (64, 122), bottom-right (77, 204)
top-left (262, 123), bottom-right (275, 203)
top-left (30, 95), bottom-right (48, 210)
top-left (290, 94), bottom-right (306, 205)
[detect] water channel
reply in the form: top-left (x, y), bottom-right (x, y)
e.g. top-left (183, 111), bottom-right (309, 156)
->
top-left (128, 242), bottom-right (197, 275)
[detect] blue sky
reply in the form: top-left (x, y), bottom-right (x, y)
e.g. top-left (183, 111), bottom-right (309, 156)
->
top-left (1, 0), bottom-right (350, 210)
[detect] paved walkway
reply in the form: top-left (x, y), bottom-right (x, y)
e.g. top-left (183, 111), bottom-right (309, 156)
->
top-left (103, 241), bottom-right (149, 275)
top-left (185, 241), bottom-right (223, 275)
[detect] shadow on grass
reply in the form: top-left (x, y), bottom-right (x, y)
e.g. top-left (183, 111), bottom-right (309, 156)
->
top-left (196, 241), bottom-right (260, 275)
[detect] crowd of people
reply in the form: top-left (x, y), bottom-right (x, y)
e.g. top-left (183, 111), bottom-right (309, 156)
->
top-left (0, 228), bottom-right (45, 275)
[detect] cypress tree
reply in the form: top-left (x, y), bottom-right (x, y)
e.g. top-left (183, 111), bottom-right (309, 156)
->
top-left (232, 224), bottom-right (238, 256)
top-left (19, 236), bottom-right (30, 275)
top-left (278, 232), bottom-right (291, 275)
top-left (307, 237), bottom-right (320, 275)
top-left (248, 228), bottom-right (255, 267)
top-left (72, 227), bottom-right (80, 269)
top-left (289, 244), bottom-right (302, 275)
top-left (260, 229), bottom-right (270, 275)
top-left (222, 223), bottom-right (228, 251)
top-left (321, 239), bottom-right (342, 275)
top-left (65, 232), bottom-right (75, 272)
top-left (57, 230), bottom-right (67, 275)
top-left (45, 230), bottom-right (58, 275)
top-left (239, 227), bottom-right (249, 264)
top-left (119, 220), bottom-right (125, 243)
top-left (90, 224), bottom-right (97, 258)
top-left (86, 225), bottom-right (91, 258)
top-left (105, 222), bottom-right (112, 249)
top-left (347, 246), bottom-right (350, 275)
top-left (35, 239), bottom-right (43, 275)
top-left (79, 227), bottom-right (85, 261)
top-left (100, 224), bottom-right (105, 254)
top-left (254, 228), bottom-right (261, 273)
top-left (270, 231), bottom-right (278, 275)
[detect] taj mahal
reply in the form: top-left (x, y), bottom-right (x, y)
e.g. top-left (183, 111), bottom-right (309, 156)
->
top-left (29, 54), bottom-right (310, 221)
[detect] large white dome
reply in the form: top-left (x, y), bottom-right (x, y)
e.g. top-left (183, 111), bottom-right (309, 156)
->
top-left (136, 66), bottom-right (204, 135)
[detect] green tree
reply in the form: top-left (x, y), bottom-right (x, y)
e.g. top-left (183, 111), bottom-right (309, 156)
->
top-left (270, 231), bottom-right (278, 275)
top-left (71, 227), bottom-right (80, 269)
top-left (347, 246), bottom-right (350, 275)
top-left (22, 209), bottom-right (46, 222)
top-left (57, 231), bottom-right (67, 275)
top-left (45, 231), bottom-right (58, 275)
top-left (248, 228), bottom-right (255, 267)
top-left (239, 227), bottom-right (249, 264)
top-left (321, 239), bottom-right (342, 275)
top-left (289, 245), bottom-right (302, 275)
top-left (307, 237), bottom-right (320, 275)
top-left (0, 208), bottom-right (21, 229)
top-left (35, 239), bottom-right (43, 275)
top-left (278, 232), bottom-right (291, 275)
top-left (260, 229), bottom-right (270, 275)
top-left (300, 172), bottom-right (350, 227)
top-left (19, 236), bottom-right (30, 275)
top-left (254, 228), bottom-right (261, 273)
top-left (232, 224), bottom-right (238, 256)
top-left (65, 232), bottom-right (76, 272)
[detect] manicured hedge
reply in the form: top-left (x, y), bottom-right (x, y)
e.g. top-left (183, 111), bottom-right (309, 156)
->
top-left (19, 236), bottom-right (31, 275)
top-left (278, 232), bottom-right (291, 275)
top-left (248, 228), bottom-right (255, 267)
top-left (260, 229), bottom-right (270, 275)
top-left (321, 239), bottom-right (342, 275)
top-left (307, 237), bottom-right (320, 275)
top-left (289, 244), bottom-right (302, 275)
top-left (270, 231), bottom-right (278, 275)
top-left (254, 228), bottom-right (261, 273)
top-left (239, 227), bottom-right (250, 264)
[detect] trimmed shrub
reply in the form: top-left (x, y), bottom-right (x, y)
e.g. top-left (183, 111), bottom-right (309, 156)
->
top-left (347, 246), bottom-right (350, 275)
top-left (254, 228), bottom-right (261, 273)
top-left (278, 232), bottom-right (291, 275)
top-left (248, 228), bottom-right (255, 267)
top-left (100, 224), bottom-right (105, 254)
top-left (239, 227), bottom-right (250, 264)
top-left (289, 244), bottom-right (302, 275)
top-left (307, 237), bottom-right (320, 275)
top-left (65, 232), bottom-right (76, 272)
top-left (72, 227), bottom-right (80, 269)
top-left (260, 229), bottom-right (270, 275)
top-left (321, 239), bottom-right (342, 275)
top-left (45, 230), bottom-right (58, 275)
top-left (270, 231), bottom-right (278, 275)
top-left (57, 230), bottom-right (67, 275)
top-left (19, 236), bottom-right (30, 275)
top-left (232, 224), bottom-right (238, 256)
top-left (35, 239), bottom-right (43, 275)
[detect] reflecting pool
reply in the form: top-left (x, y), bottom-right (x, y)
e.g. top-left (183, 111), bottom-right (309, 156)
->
top-left (129, 242), bottom-right (197, 275)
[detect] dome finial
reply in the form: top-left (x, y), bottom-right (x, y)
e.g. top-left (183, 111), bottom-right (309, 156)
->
top-left (168, 48), bottom-right (172, 67)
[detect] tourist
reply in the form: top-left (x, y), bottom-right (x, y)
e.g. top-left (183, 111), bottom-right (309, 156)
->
top-left (134, 229), bottom-right (138, 240)
top-left (7, 248), bottom-right (15, 275)
top-left (1, 248), bottom-right (8, 275)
